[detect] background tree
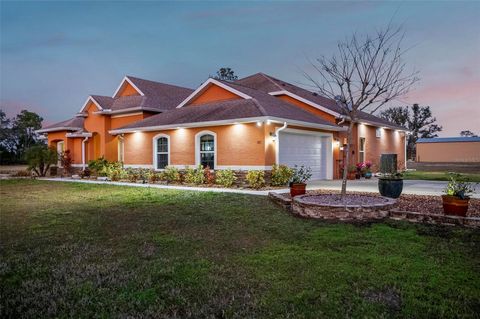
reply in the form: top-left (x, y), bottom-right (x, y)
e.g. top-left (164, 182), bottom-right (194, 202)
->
top-left (303, 25), bottom-right (418, 197)
top-left (213, 67), bottom-right (238, 81)
top-left (459, 130), bottom-right (478, 137)
top-left (380, 103), bottom-right (442, 160)
top-left (0, 109), bottom-right (44, 164)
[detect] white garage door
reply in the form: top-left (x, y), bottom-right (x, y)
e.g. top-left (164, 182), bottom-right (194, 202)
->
top-left (278, 131), bottom-right (332, 180)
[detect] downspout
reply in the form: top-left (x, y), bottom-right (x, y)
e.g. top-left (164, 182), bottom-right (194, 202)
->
top-left (118, 134), bottom-right (124, 163)
top-left (82, 136), bottom-right (89, 170)
top-left (404, 132), bottom-right (408, 170)
top-left (274, 122), bottom-right (288, 165)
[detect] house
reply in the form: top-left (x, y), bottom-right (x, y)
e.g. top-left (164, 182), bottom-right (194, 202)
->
top-left (416, 137), bottom-right (480, 163)
top-left (37, 73), bottom-right (407, 180)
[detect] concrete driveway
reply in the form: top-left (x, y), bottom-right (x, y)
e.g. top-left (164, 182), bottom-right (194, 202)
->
top-left (307, 178), bottom-right (480, 198)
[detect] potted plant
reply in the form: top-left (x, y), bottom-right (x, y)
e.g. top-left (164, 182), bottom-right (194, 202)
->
top-left (364, 161), bottom-right (373, 179)
top-left (355, 162), bottom-right (364, 179)
top-left (378, 154), bottom-right (403, 198)
top-left (289, 165), bottom-right (312, 197)
top-left (442, 173), bottom-right (476, 216)
top-left (347, 165), bottom-right (357, 180)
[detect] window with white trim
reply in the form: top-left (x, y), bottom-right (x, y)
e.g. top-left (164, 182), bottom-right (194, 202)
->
top-left (376, 128), bottom-right (382, 138)
top-left (359, 137), bottom-right (366, 163)
top-left (199, 134), bottom-right (215, 169)
top-left (155, 136), bottom-right (169, 169)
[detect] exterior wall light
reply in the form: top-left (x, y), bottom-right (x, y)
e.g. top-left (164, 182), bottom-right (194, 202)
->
top-left (269, 132), bottom-right (277, 142)
top-left (266, 119), bottom-right (271, 125)
top-left (256, 121), bottom-right (262, 127)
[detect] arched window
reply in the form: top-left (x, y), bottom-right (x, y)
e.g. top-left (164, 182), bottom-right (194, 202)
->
top-left (153, 134), bottom-right (169, 169)
top-left (197, 132), bottom-right (216, 169)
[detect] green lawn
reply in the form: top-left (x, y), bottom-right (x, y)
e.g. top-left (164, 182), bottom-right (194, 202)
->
top-left (1, 180), bottom-right (479, 318)
top-left (403, 170), bottom-right (480, 182)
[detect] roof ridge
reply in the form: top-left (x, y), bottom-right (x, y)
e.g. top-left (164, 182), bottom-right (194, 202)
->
top-left (250, 99), bottom-right (268, 116)
top-left (258, 73), bottom-right (285, 91)
top-left (126, 75), bottom-right (193, 91)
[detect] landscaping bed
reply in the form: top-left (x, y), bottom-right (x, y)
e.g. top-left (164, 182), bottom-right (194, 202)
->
top-left (282, 189), bottom-right (480, 217)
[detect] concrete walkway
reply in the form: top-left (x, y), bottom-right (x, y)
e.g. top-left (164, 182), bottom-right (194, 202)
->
top-left (307, 178), bottom-right (480, 198)
top-left (38, 177), bottom-right (478, 198)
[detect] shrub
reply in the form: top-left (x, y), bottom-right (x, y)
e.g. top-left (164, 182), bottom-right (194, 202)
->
top-left (146, 170), bottom-right (163, 183)
top-left (246, 170), bottom-right (265, 189)
top-left (126, 168), bottom-right (139, 183)
top-left (80, 168), bottom-right (91, 178)
top-left (163, 166), bottom-right (181, 183)
top-left (88, 157), bottom-right (108, 176)
top-left (103, 162), bottom-right (126, 181)
top-left (271, 164), bottom-right (294, 186)
top-left (204, 166), bottom-right (215, 185)
top-left (138, 168), bottom-right (149, 183)
top-left (60, 150), bottom-right (74, 175)
top-left (184, 165), bottom-right (205, 185)
top-left (215, 169), bottom-right (237, 187)
top-left (25, 145), bottom-right (58, 177)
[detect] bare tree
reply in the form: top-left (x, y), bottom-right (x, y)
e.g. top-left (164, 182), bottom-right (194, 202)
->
top-left (303, 25), bottom-right (419, 198)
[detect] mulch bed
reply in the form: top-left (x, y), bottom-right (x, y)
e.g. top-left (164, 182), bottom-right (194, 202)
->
top-left (301, 194), bottom-right (391, 206)
top-left (302, 190), bottom-right (480, 217)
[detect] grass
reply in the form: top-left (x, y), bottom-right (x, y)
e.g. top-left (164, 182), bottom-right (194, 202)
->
top-left (1, 179), bottom-right (479, 318)
top-left (403, 170), bottom-right (480, 182)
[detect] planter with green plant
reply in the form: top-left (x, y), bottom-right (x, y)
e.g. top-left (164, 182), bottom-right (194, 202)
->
top-left (378, 154), bottom-right (403, 198)
top-left (442, 173), bottom-right (476, 216)
top-left (289, 165), bottom-right (312, 197)
top-left (364, 161), bottom-right (373, 179)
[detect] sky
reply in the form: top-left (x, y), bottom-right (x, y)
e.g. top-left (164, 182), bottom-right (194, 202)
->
top-left (1, 1), bottom-right (479, 136)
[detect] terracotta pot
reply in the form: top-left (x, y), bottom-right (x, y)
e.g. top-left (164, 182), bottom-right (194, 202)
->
top-left (290, 183), bottom-right (307, 197)
top-left (347, 172), bottom-right (356, 180)
top-left (442, 195), bottom-right (469, 217)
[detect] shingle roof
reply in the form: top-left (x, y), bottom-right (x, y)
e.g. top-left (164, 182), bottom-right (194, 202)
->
top-left (37, 116), bottom-right (85, 133)
top-left (237, 73), bottom-right (406, 130)
top-left (90, 95), bottom-right (114, 109)
top-left (417, 137), bottom-right (480, 143)
top-left (113, 80), bottom-right (341, 132)
top-left (117, 76), bottom-right (194, 112)
top-left (88, 77), bottom-right (194, 113)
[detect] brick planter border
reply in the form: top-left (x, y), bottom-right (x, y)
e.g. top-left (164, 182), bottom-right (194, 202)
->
top-left (292, 194), bottom-right (397, 221)
top-left (268, 192), bottom-right (480, 228)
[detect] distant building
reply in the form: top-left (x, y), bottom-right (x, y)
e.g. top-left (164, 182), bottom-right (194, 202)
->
top-left (416, 137), bottom-right (480, 163)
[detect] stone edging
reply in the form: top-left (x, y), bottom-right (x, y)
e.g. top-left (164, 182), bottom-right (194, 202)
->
top-left (268, 192), bottom-right (480, 228)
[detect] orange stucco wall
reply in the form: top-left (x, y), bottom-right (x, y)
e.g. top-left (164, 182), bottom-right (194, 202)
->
top-left (47, 131), bottom-right (83, 165)
top-left (111, 113), bottom-right (149, 129)
top-left (189, 85), bottom-right (241, 106)
top-left (277, 95), bottom-right (337, 123)
top-left (123, 123), bottom-right (269, 167)
top-left (118, 82), bottom-right (140, 97)
top-left (417, 142), bottom-right (480, 163)
top-left (46, 106), bottom-right (154, 164)
top-left (357, 123), bottom-right (406, 170)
